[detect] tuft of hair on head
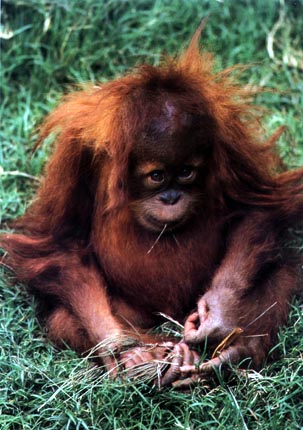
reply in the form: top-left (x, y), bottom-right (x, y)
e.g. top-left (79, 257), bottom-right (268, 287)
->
top-left (180, 16), bottom-right (209, 72)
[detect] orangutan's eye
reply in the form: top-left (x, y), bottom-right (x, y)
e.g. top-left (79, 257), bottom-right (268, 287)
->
top-left (177, 166), bottom-right (196, 183)
top-left (149, 170), bottom-right (166, 183)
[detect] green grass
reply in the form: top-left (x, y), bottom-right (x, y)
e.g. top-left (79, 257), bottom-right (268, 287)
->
top-left (1, 1), bottom-right (303, 429)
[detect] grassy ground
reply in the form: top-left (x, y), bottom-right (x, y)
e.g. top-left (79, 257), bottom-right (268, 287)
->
top-left (1, 1), bottom-right (303, 429)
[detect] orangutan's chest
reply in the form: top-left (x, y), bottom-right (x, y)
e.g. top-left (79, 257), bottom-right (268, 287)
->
top-left (97, 227), bottom-right (220, 315)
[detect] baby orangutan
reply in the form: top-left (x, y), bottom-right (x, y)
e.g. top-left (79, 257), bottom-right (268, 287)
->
top-left (1, 22), bottom-right (302, 387)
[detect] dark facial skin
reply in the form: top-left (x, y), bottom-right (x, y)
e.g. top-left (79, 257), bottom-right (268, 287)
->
top-left (128, 99), bottom-right (208, 232)
top-left (129, 156), bottom-right (203, 232)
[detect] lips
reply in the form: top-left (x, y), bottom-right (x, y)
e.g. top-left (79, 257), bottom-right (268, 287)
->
top-left (145, 214), bottom-right (183, 232)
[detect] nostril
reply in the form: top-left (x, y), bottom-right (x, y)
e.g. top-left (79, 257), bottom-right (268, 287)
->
top-left (159, 190), bottom-right (181, 205)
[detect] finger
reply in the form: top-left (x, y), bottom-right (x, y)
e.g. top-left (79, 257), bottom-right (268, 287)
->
top-left (160, 343), bottom-right (201, 386)
top-left (160, 341), bottom-right (175, 349)
top-left (180, 344), bottom-right (247, 375)
top-left (102, 354), bottom-right (120, 377)
top-left (198, 345), bottom-right (243, 373)
top-left (178, 343), bottom-right (201, 378)
top-left (184, 312), bottom-right (199, 333)
top-left (122, 347), bottom-right (154, 369)
top-left (151, 342), bottom-right (174, 358)
top-left (184, 314), bottom-right (200, 343)
top-left (178, 342), bottom-right (192, 364)
top-left (179, 364), bottom-right (197, 374)
top-left (197, 299), bottom-right (208, 323)
top-left (184, 328), bottom-right (201, 343)
top-left (178, 342), bottom-right (200, 365)
top-left (185, 299), bottom-right (210, 342)
top-left (177, 343), bottom-right (192, 378)
top-left (179, 344), bottom-right (201, 374)
top-left (187, 347), bottom-right (200, 366)
top-left (161, 344), bottom-right (183, 386)
top-left (183, 303), bottom-right (210, 343)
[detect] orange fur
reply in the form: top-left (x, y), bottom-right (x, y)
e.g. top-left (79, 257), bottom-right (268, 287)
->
top-left (1, 25), bottom-right (302, 383)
